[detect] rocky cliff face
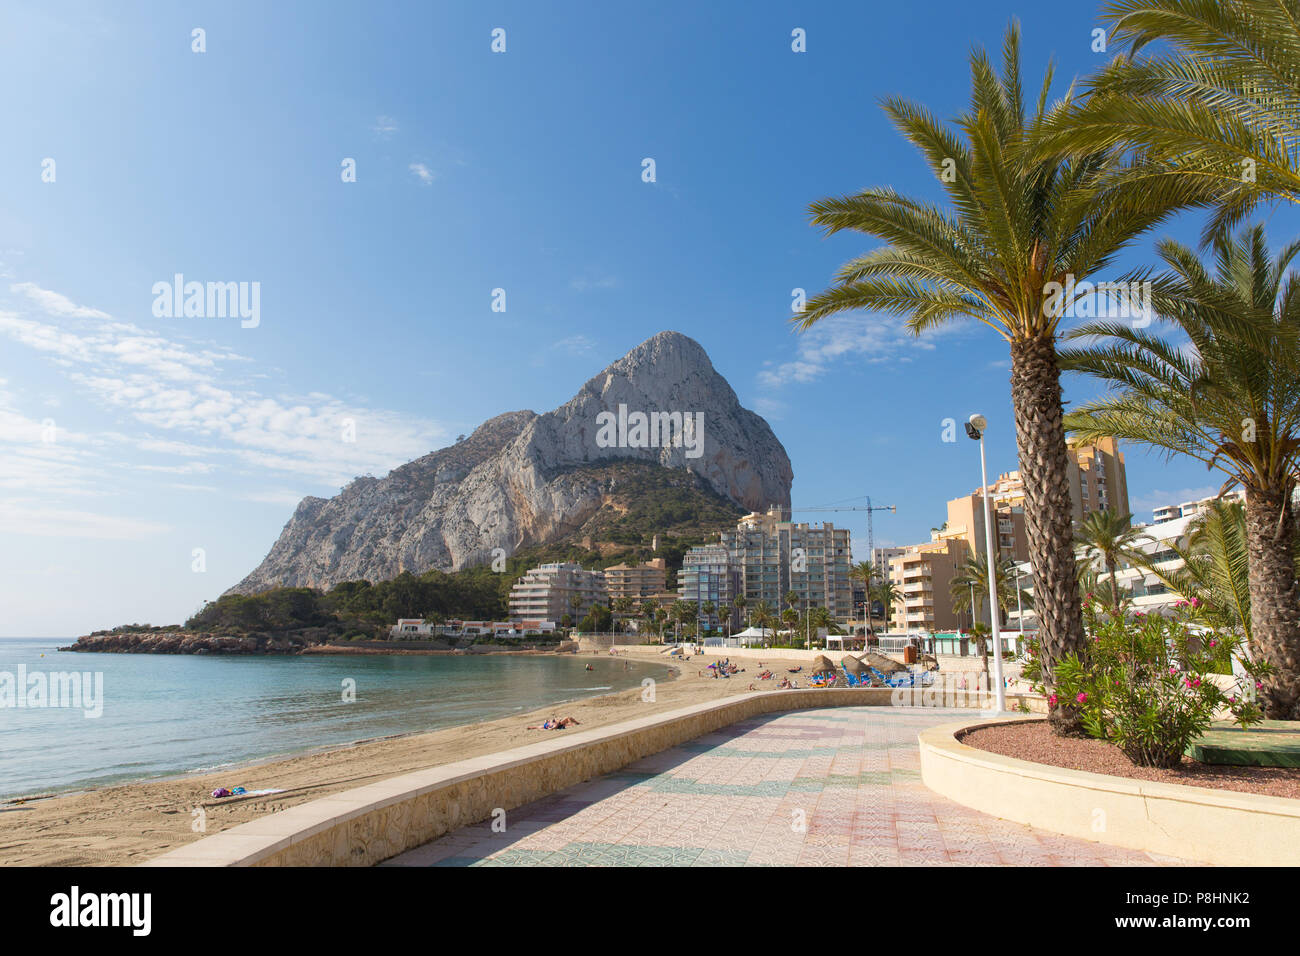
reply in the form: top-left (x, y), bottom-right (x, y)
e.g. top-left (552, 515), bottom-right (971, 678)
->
top-left (227, 331), bottom-right (792, 594)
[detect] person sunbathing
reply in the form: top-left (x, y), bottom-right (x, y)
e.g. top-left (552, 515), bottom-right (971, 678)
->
top-left (553, 716), bottom-right (581, 728)
top-left (527, 718), bottom-right (556, 730)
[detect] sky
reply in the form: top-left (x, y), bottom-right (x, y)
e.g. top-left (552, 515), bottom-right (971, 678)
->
top-left (3, 0), bottom-right (1295, 637)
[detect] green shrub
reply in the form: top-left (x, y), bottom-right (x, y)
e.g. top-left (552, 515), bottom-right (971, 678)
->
top-left (1026, 600), bottom-right (1270, 768)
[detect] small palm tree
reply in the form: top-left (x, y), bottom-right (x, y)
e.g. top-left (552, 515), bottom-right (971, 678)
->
top-left (717, 603), bottom-right (732, 638)
top-left (795, 22), bottom-right (1207, 735)
top-left (639, 599), bottom-right (657, 637)
top-left (1062, 224), bottom-right (1300, 718)
top-left (701, 601), bottom-right (716, 635)
top-left (732, 594), bottom-right (748, 628)
top-left (950, 553), bottom-right (1024, 641)
top-left (1146, 499), bottom-right (1255, 638)
top-left (849, 561), bottom-right (878, 635)
top-left (871, 578), bottom-right (902, 634)
top-left (1074, 510), bottom-right (1152, 614)
top-left (751, 600), bottom-right (775, 646)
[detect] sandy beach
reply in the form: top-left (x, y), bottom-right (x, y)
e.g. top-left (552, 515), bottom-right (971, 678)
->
top-left (0, 647), bottom-right (784, 866)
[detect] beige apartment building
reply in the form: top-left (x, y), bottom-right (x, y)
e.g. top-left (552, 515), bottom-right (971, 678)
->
top-left (890, 436), bottom-right (1128, 633)
top-left (507, 562), bottom-right (608, 624)
top-left (603, 558), bottom-right (667, 602)
top-left (887, 539), bottom-right (971, 633)
top-left (939, 492), bottom-right (1028, 565)
top-left (976, 437), bottom-right (1130, 524)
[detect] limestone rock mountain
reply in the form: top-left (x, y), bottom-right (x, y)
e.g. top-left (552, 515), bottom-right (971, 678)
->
top-left (227, 331), bottom-right (792, 593)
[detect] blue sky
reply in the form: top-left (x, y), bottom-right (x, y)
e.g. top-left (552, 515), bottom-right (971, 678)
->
top-left (3, 0), bottom-right (1293, 636)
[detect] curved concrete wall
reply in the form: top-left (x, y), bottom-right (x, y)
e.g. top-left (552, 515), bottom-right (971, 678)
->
top-left (145, 688), bottom-right (897, 867)
top-left (920, 717), bottom-right (1300, 866)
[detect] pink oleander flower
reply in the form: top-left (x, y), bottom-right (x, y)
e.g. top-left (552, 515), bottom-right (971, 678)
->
top-left (1190, 597), bottom-right (1200, 608)
top-left (1048, 694), bottom-right (1058, 706)
top-left (1169, 666), bottom-right (1178, 675)
top-left (1208, 639), bottom-right (1217, 647)
top-left (1256, 681), bottom-right (1264, 690)
top-left (1076, 692), bottom-right (1088, 704)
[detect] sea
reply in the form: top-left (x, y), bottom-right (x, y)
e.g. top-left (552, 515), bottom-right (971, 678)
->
top-left (0, 637), bottom-right (665, 800)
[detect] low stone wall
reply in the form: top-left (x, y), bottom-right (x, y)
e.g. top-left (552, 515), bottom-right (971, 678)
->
top-left (919, 717), bottom-right (1300, 866)
top-left (144, 688), bottom-right (902, 867)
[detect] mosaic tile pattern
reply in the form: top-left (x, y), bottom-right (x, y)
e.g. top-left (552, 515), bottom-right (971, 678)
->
top-left (383, 707), bottom-right (1191, 867)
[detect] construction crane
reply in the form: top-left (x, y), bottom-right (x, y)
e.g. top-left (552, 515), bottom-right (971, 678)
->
top-left (790, 496), bottom-right (897, 562)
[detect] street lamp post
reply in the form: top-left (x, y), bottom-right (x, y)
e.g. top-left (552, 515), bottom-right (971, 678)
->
top-left (965, 414), bottom-right (1008, 713)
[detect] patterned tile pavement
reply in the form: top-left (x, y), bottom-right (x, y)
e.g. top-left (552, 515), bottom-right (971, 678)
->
top-left (382, 707), bottom-right (1194, 867)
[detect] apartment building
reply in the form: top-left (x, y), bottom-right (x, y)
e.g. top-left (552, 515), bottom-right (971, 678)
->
top-left (604, 558), bottom-right (667, 602)
top-left (719, 506), bottom-right (854, 621)
top-left (973, 437), bottom-right (1130, 526)
top-left (677, 545), bottom-right (736, 628)
top-left (939, 492), bottom-right (1028, 565)
top-left (886, 539), bottom-right (971, 633)
top-left (1147, 489), bottom-right (1247, 525)
top-left (507, 562), bottom-right (608, 623)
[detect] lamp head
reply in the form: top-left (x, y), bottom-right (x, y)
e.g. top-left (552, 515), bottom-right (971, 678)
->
top-left (968, 413), bottom-right (987, 431)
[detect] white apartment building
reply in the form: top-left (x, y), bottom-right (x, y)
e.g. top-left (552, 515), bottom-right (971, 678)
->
top-left (507, 562), bottom-right (608, 624)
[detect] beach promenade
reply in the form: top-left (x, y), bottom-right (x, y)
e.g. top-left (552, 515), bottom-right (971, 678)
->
top-left (384, 706), bottom-right (1192, 867)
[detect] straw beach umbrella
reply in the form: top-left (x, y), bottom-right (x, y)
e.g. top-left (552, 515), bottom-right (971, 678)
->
top-left (841, 655), bottom-right (867, 677)
top-left (861, 652), bottom-right (905, 675)
top-left (811, 655), bottom-right (836, 675)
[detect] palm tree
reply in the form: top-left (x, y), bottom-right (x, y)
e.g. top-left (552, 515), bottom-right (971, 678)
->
top-left (795, 22), bottom-right (1206, 735)
top-left (1037, 0), bottom-right (1300, 243)
top-left (849, 561), bottom-right (878, 635)
top-left (750, 600), bottom-right (775, 646)
top-left (717, 603), bottom-right (732, 639)
top-left (732, 594), bottom-right (747, 629)
top-left (1077, 562), bottom-right (1132, 606)
top-left (781, 608), bottom-right (800, 644)
top-left (701, 601), bottom-right (716, 636)
top-left (1074, 510), bottom-right (1152, 614)
top-left (639, 599), bottom-right (657, 638)
top-left (950, 553), bottom-right (1022, 630)
top-left (1144, 498), bottom-right (1256, 639)
top-left (612, 596), bottom-right (636, 632)
top-left (950, 554), bottom-right (1020, 675)
top-left (1061, 225), bottom-right (1300, 718)
top-left (871, 578), bottom-right (902, 635)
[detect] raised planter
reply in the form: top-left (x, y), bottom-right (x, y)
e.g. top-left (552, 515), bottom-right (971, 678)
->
top-left (919, 717), bottom-right (1300, 866)
top-left (144, 687), bottom-right (895, 867)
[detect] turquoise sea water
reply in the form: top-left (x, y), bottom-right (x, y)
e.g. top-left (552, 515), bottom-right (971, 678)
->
top-left (0, 638), bottom-right (665, 799)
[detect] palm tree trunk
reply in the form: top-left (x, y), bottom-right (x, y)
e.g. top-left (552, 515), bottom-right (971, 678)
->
top-left (1244, 483), bottom-right (1300, 719)
top-left (1106, 555), bottom-right (1120, 615)
top-left (1010, 332), bottom-right (1087, 736)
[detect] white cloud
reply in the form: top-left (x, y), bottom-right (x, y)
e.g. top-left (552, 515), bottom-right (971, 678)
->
top-left (372, 115), bottom-right (399, 137)
top-left (759, 314), bottom-right (941, 388)
top-left (10, 282), bottom-right (110, 319)
top-left (0, 287), bottom-right (449, 496)
top-left (409, 163), bottom-right (436, 185)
